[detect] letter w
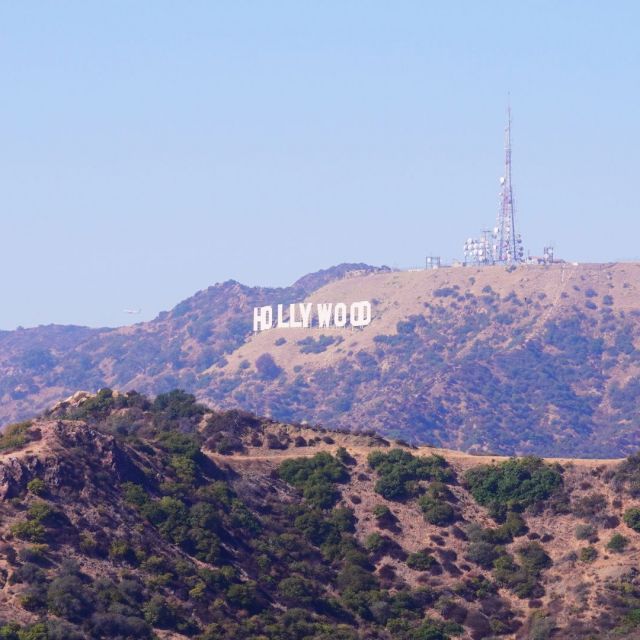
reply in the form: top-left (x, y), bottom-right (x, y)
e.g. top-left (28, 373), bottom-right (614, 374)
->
top-left (317, 303), bottom-right (333, 328)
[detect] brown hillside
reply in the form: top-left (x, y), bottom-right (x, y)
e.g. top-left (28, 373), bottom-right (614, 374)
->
top-left (3, 391), bottom-right (640, 638)
top-left (3, 262), bottom-right (640, 456)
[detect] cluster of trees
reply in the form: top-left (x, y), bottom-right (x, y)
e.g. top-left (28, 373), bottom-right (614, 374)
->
top-left (297, 335), bottom-right (342, 354)
top-left (278, 452), bottom-right (350, 509)
top-left (587, 569), bottom-right (640, 637)
top-left (613, 452), bottom-right (640, 496)
top-left (18, 388), bottom-right (640, 638)
top-left (418, 483), bottom-right (456, 526)
top-left (465, 525), bottom-right (550, 600)
top-left (274, 451), bottom-right (469, 639)
top-left (201, 409), bottom-right (262, 455)
top-left (463, 457), bottom-right (564, 521)
top-left (367, 449), bottom-right (453, 501)
top-left (5, 558), bottom-right (157, 639)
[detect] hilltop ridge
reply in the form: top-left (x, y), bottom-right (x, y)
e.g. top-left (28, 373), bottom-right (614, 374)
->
top-left (2, 391), bottom-right (640, 639)
top-left (2, 262), bottom-right (640, 457)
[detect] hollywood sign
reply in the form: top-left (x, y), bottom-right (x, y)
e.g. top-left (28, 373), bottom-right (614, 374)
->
top-left (253, 301), bottom-right (372, 332)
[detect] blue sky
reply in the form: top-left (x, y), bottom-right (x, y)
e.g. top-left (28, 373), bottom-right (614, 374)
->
top-left (1, 1), bottom-right (638, 329)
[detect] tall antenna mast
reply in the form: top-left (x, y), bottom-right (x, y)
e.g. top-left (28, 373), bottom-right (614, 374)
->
top-left (493, 100), bottom-right (524, 263)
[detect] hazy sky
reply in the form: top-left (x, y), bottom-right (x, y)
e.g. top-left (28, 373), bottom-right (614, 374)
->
top-left (1, 1), bottom-right (639, 330)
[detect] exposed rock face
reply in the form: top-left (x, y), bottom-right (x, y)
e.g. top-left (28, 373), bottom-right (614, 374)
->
top-left (0, 454), bottom-right (42, 499)
top-left (0, 420), bottom-right (143, 499)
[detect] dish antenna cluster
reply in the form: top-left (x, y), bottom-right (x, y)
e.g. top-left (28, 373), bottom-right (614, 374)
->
top-left (463, 230), bottom-right (493, 265)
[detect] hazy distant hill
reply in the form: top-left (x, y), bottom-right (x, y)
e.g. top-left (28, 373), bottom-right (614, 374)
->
top-left (3, 262), bottom-right (640, 457)
top-left (0, 263), bottom-right (385, 426)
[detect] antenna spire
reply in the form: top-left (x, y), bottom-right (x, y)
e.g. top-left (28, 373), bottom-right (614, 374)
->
top-left (462, 100), bottom-right (526, 266)
top-left (493, 100), bottom-right (523, 264)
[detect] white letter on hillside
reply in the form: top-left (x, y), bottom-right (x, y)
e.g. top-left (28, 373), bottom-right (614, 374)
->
top-left (253, 306), bottom-right (273, 332)
top-left (317, 303), bottom-right (333, 328)
top-left (289, 303), bottom-right (303, 328)
top-left (350, 301), bottom-right (372, 327)
top-left (334, 303), bottom-right (347, 327)
top-left (299, 303), bottom-right (312, 328)
top-left (277, 304), bottom-right (290, 328)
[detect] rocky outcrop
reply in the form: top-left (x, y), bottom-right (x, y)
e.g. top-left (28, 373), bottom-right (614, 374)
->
top-left (0, 420), bottom-right (145, 499)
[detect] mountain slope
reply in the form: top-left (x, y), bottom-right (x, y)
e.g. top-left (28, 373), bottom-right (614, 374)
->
top-left (3, 262), bottom-right (640, 456)
top-left (0, 263), bottom-right (384, 425)
top-left (207, 262), bottom-right (640, 457)
top-left (3, 391), bottom-right (640, 639)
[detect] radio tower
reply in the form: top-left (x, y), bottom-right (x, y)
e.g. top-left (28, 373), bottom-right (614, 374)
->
top-left (493, 103), bottom-right (524, 263)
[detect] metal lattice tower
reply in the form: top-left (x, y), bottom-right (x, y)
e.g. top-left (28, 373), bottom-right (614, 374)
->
top-left (493, 104), bottom-right (524, 263)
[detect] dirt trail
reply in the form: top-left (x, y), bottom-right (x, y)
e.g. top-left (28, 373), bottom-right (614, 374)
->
top-left (207, 442), bottom-right (623, 469)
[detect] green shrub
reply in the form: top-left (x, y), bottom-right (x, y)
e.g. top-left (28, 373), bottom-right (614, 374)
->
top-left (152, 390), bottom-right (206, 420)
top-left (407, 550), bottom-right (436, 571)
top-left (336, 563), bottom-right (378, 594)
top-left (575, 523), bottom-right (597, 541)
top-left (607, 533), bottom-right (629, 553)
top-left (26, 502), bottom-right (54, 524)
top-left (364, 532), bottom-right (387, 554)
top-left (26, 479), bottom-right (46, 496)
top-left (277, 576), bottom-right (322, 606)
top-left (418, 482), bottom-right (456, 526)
top-left (497, 511), bottom-right (528, 540)
top-left (278, 453), bottom-right (348, 509)
top-left (624, 507), bottom-right (640, 532)
top-left (373, 504), bottom-right (393, 523)
top-left (225, 582), bottom-right (263, 613)
top-left (11, 520), bottom-right (46, 543)
top-left (47, 574), bottom-right (92, 622)
top-left (466, 542), bottom-right (499, 569)
top-left (255, 353), bottom-right (282, 380)
top-left (368, 449), bottom-right (452, 501)
top-left (90, 613), bottom-right (152, 639)
top-left (492, 554), bottom-right (537, 598)
top-left (170, 455), bottom-right (198, 485)
top-left (143, 594), bottom-right (177, 628)
top-left (410, 617), bottom-right (463, 640)
top-left (572, 492), bottom-right (608, 519)
top-left (329, 506), bottom-right (356, 533)
top-left (464, 457), bottom-right (563, 519)
top-left (0, 421), bottom-right (33, 452)
top-left (156, 431), bottom-right (202, 460)
top-left (78, 532), bottom-right (98, 555)
top-left (109, 540), bottom-right (135, 563)
top-left (507, 509), bottom-right (528, 531)
top-left (298, 335), bottom-right (339, 354)
top-left (579, 546), bottom-right (597, 563)
top-left (229, 499), bottom-right (261, 535)
top-left (516, 542), bottom-right (551, 574)
top-left (293, 509), bottom-right (334, 545)
top-left (467, 512), bottom-right (527, 546)
top-left (527, 611), bottom-right (555, 640)
top-left (122, 482), bottom-right (149, 507)
top-left (335, 446), bottom-right (354, 465)
top-left (420, 497), bottom-right (455, 526)
top-left (613, 453), bottom-right (640, 496)
top-left (18, 545), bottom-right (48, 563)
top-left (16, 623), bottom-right (49, 640)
